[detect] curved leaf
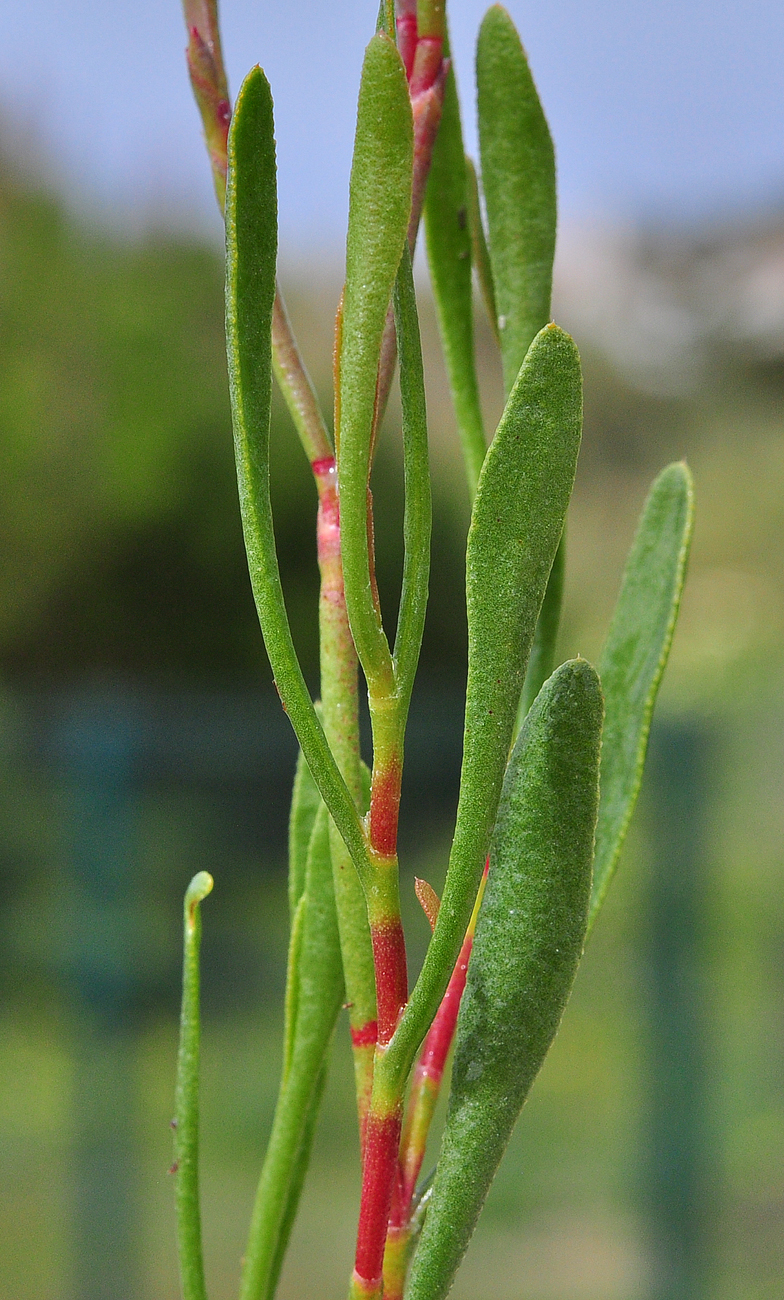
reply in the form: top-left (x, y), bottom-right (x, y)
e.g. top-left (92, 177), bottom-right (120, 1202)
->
top-left (393, 244), bottom-right (432, 711)
top-left (338, 33), bottom-right (413, 694)
top-left (225, 66), bottom-right (371, 889)
top-left (588, 461), bottom-right (694, 932)
top-left (406, 659), bottom-right (602, 1300)
top-left (288, 748), bottom-right (321, 917)
top-left (423, 44), bottom-right (486, 497)
top-left (465, 153), bottom-right (497, 346)
top-left (477, 4), bottom-right (556, 397)
top-left (240, 804), bottom-right (344, 1300)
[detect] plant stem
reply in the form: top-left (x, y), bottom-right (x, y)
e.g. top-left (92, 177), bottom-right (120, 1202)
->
top-left (272, 294), bottom-right (333, 465)
top-left (381, 864), bottom-right (488, 1298)
top-left (351, 1090), bottom-right (404, 1298)
top-left (315, 451), bottom-right (378, 1127)
top-left (186, 0), bottom-right (378, 1132)
top-left (175, 871), bottom-right (214, 1300)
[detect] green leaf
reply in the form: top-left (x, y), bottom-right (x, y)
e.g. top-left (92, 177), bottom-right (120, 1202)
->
top-left (477, 4), bottom-right (556, 397)
top-left (288, 749), bottom-right (321, 918)
top-left (423, 48), bottom-right (486, 498)
top-left (406, 660), bottom-right (603, 1300)
top-left (338, 33), bottom-right (413, 695)
top-left (392, 243), bottom-right (431, 712)
top-left (225, 66), bottom-right (371, 891)
top-left (384, 323), bottom-right (582, 1092)
top-left (175, 871), bottom-right (214, 1300)
top-left (465, 153), bottom-right (498, 346)
top-left (265, 1060), bottom-right (329, 1299)
top-left (240, 804), bottom-right (344, 1300)
top-left (516, 530), bottom-right (565, 729)
top-left (588, 461), bottom-right (694, 933)
top-left (282, 893), bottom-right (307, 1082)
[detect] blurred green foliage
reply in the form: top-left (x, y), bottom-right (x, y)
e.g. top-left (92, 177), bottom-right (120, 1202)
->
top-left (1, 157), bottom-right (784, 1298)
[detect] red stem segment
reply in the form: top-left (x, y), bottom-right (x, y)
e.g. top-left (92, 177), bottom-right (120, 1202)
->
top-left (370, 919), bottom-right (409, 1047)
top-left (352, 1108), bottom-right (404, 1298)
top-left (381, 861), bottom-right (489, 1299)
top-left (369, 758), bottom-right (403, 861)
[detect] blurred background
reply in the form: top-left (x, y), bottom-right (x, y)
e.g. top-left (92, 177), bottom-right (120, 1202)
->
top-left (1, 1), bottom-right (784, 1297)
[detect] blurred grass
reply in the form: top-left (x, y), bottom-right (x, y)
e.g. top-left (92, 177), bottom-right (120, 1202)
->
top-left (0, 155), bottom-right (783, 1297)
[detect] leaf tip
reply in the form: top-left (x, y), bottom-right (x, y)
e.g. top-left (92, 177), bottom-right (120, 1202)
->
top-left (186, 871), bottom-right (214, 912)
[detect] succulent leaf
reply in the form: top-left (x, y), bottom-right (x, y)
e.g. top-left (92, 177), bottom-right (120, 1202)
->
top-left (406, 659), bottom-right (603, 1300)
top-left (477, 4), bottom-right (557, 396)
top-left (423, 44), bottom-right (486, 496)
top-left (387, 323), bottom-right (582, 1093)
top-left (589, 461), bottom-right (695, 931)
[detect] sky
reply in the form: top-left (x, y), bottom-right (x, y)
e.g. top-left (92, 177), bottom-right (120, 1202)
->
top-left (1, 0), bottom-right (783, 248)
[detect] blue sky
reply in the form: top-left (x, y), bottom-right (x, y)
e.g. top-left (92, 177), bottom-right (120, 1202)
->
top-left (1, 0), bottom-right (783, 247)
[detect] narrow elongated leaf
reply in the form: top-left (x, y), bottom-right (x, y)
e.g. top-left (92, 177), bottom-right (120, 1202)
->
top-left (225, 67), bottom-right (371, 890)
top-left (407, 660), bottom-right (602, 1300)
top-left (588, 461), bottom-right (694, 932)
top-left (274, 767), bottom-right (373, 1296)
top-left (465, 154), bottom-right (497, 345)
top-left (338, 33), bottom-right (413, 692)
top-left (240, 803), bottom-right (344, 1300)
top-left (266, 1060), bottom-right (329, 1299)
top-left (393, 244), bottom-right (431, 710)
top-left (288, 749), bottom-right (321, 917)
top-left (477, 4), bottom-right (556, 396)
top-left (282, 894), bottom-right (306, 1081)
top-left (423, 47), bottom-right (486, 497)
top-left (385, 324), bottom-right (582, 1092)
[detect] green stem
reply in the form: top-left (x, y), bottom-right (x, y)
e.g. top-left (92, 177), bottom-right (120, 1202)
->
top-left (175, 871), bottom-right (214, 1300)
top-left (315, 453), bottom-right (378, 1125)
top-left (272, 292), bottom-right (334, 466)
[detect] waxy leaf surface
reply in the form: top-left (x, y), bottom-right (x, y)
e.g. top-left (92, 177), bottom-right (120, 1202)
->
top-left (589, 461), bottom-right (694, 931)
top-left (407, 659), bottom-right (602, 1300)
top-left (477, 4), bottom-right (556, 396)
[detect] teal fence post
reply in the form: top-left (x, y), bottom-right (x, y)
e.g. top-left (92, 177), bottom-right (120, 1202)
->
top-left (57, 689), bottom-right (142, 1300)
top-left (644, 720), bottom-right (712, 1300)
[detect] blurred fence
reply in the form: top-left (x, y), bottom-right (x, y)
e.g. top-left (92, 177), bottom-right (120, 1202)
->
top-left (0, 686), bottom-right (779, 1298)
